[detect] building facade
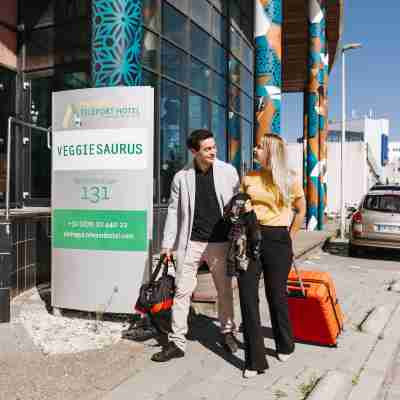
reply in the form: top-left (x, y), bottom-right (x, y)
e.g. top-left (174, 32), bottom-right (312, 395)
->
top-left (383, 142), bottom-right (400, 184)
top-left (0, 0), bottom-right (341, 297)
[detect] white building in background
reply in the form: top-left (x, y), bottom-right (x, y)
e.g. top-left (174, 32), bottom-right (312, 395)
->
top-left (383, 142), bottom-right (400, 184)
top-left (288, 116), bottom-right (389, 214)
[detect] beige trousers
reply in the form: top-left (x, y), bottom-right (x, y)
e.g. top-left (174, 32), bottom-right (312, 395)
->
top-left (170, 241), bottom-right (235, 351)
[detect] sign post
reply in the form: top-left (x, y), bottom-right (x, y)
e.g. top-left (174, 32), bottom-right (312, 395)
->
top-left (52, 87), bottom-right (154, 313)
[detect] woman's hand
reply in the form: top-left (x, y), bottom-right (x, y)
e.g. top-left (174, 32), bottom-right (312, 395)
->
top-left (289, 196), bottom-right (306, 239)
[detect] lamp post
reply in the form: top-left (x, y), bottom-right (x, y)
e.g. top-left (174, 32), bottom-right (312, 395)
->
top-left (340, 43), bottom-right (362, 240)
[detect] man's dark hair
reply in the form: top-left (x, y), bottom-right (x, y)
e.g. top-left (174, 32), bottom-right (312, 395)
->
top-left (186, 129), bottom-right (214, 151)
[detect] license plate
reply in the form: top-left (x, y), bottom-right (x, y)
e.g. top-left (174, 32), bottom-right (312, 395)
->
top-left (375, 224), bottom-right (400, 233)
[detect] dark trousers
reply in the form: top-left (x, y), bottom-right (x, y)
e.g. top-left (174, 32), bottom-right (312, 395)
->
top-left (237, 226), bottom-right (294, 371)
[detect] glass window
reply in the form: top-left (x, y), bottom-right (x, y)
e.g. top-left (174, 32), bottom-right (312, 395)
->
top-left (230, 1), bottom-right (240, 28)
top-left (25, 27), bottom-right (55, 71)
top-left (143, 0), bottom-right (160, 32)
top-left (242, 119), bottom-right (252, 174)
top-left (230, 27), bottom-right (241, 60)
top-left (229, 84), bottom-right (241, 114)
top-left (211, 8), bottom-right (225, 44)
top-left (242, 40), bottom-right (253, 71)
top-left (209, 0), bottom-right (223, 13)
top-left (229, 55), bottom-right (241, 87)
top-left (30, 77), bottom-right (52, 198)
top-left (241, 65), bottom-right (253, 96)
top-left (190, 23), bottom-right (211, 64)
top-left (143, 29), bottom-right (159, 71)
top-left (143, 69), bottom-right (158, 87)
top-left (55, 71), bottom-right (90, 91)
top-left (364, 195), bottom-right (400, 213)
top-left (191, 0), bottom-right (211, 32)
top-left (228, 112), bottom-right (241, 172)
top-left (188, 92), bottom-right (210, 131)
top-left (241, 91), bottom-right (252, 122)
top-left (162, 40), bottom-right (188, 83)
top-left (190, 58), bottom-right (210, 97)
top-left (160, 79), bottom-right (188, 204)
top-left (212, 103), bottom-right (227, 161)
top-left (162, 2), bottom-right (188, 49)
top-left (211, 71), bottom-right (226, 106)
top-left (58, 0), bottom-right (89, 20)
top-left (212, 40), bottom-right (227, 75)
top-left (20, 0), bottom-right (54, 26)
top-left (166, 0), bottom-right (188, 14)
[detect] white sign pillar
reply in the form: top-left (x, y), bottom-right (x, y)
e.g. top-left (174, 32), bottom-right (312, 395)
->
top-left (51, 87), bottom-right (154, 313)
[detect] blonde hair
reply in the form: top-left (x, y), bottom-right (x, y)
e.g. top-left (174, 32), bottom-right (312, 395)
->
top-left (260, 133), bottom-right (291, 206)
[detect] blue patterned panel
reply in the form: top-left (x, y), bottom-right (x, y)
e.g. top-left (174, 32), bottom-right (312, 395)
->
top-left (92, 0), bottom-right (143, 87)
top-left (264, 0), bottom-right (282, 25)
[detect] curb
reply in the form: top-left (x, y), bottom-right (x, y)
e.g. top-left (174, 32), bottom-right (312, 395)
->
top-left (294, 235), bottom-right (332, 261)
top-left (346, 301), bottom-right (400, 400)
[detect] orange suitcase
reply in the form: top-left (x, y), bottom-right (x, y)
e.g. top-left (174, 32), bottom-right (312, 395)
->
top-left (287, 267), bottom-right (344, 346)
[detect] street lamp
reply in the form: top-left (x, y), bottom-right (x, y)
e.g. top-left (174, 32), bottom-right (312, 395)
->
top-left (340, 42), bottom-right (362, 240)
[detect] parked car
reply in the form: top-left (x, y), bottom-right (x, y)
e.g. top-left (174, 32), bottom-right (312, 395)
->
top-left (349, 184), bottom-right (400, 256)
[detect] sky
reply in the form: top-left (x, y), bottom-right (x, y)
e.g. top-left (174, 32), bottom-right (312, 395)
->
top-left (281, 2), bottom-right (400, 143)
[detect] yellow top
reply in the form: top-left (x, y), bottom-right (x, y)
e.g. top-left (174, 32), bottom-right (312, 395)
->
top-left (240, 170), bottom-right (305, 227)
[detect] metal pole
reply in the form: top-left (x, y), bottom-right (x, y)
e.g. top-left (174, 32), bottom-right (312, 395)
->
top-left (5, 117), bottom-right (52, 221)
top-left (5, 117), bottom-right (12, 221)
top-left (340, 51), bottom-right (346, 240)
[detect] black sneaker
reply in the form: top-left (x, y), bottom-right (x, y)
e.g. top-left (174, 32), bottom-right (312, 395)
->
top-left (151, 341), bottom-right (185, 362)
top-left (223, 332), bottom-right (238, 353)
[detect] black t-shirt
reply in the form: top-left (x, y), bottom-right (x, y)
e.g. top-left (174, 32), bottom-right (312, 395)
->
top-left (190, 164), bottom-right (229, 242)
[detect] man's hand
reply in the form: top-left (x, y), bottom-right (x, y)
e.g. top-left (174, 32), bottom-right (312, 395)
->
top-left (160, 248), bottom-right (172, 261)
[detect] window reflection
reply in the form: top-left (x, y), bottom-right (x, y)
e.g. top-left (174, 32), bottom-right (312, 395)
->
top-left (190, 23), bottom-right (210, 63)
top-left (212, 40), bottom-right (226, 75)
top-left (162, 40), bottom-right (187, 83)
top-left (229, 55), bottom-right (240, 86)
top-left (241, 92), bottom-right (252, 122)
top-left (142, 29), bottom-right (159, 71)
top-left (211, 8), bottom-right (225, 44)
top-left (162, 2), bottom-right (188, 49)
top-left (241, 65), bottom-right (253, 96)
top-left (230, 27), bottom-right (241, 60)
top-left (211, 71), bottom-right (226, 106)
top-left (160, 79), bottom-right (187, 204)
top-left (228, 112), bottom-right (241, 172)
top-left (143, 0), bottom-right (160, 32)
top-left (166, 0), bottom-right (188, 14)
top-left (191, 0), bottom-right (211, 32)
top-left (30, 77), bottom-right (52, 198)
top-left (242, 119), bottom-right (252, 174)
top-left (212, 103), bottom-right (227, 161)
top-left (242, 41), bottom-right (253, 71)
top-left (189, 92), bottom-right (210, 131)
top-left (229, 84), bottom-right (241, 114)
top-left (190, 58), bottom-right (210, 96)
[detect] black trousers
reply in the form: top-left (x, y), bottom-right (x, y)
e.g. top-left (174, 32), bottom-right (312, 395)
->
top-left (237, 226), bottom-right (294, 371)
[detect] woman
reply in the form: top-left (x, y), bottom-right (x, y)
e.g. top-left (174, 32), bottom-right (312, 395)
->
top-left (237, 133), bottom-right (306, 378)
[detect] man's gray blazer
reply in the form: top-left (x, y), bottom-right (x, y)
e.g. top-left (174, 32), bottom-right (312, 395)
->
top-left (162, 159), bottom-right (240, 270)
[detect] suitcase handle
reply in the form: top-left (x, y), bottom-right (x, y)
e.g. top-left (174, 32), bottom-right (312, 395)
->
top-left (289, 260), bottom-right (306, 297)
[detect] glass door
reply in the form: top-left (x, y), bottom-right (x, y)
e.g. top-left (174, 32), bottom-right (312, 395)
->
top-left (23, 70), bottom-right (90, 206)
top-left (0, 67), bottom-right (16, 204)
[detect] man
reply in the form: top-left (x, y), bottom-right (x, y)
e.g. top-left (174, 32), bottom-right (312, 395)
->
top-left (151, 129), bottom-right (240, 362)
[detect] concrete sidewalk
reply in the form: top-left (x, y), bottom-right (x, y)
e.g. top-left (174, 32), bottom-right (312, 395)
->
top-left (4, 225), bottom-right (400, 400)
top-left (99, 232), bottom-right (400, 400)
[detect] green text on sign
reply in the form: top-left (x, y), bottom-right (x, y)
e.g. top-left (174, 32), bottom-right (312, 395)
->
top-left (53, 209), bottom-right (147, 251)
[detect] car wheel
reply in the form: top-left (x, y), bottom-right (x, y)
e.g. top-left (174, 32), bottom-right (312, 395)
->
top-left (349, 244), bottom-right (362, 257)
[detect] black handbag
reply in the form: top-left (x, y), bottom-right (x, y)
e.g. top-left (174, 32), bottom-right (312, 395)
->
top-left (135, 255), bottom-right (175, 315)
